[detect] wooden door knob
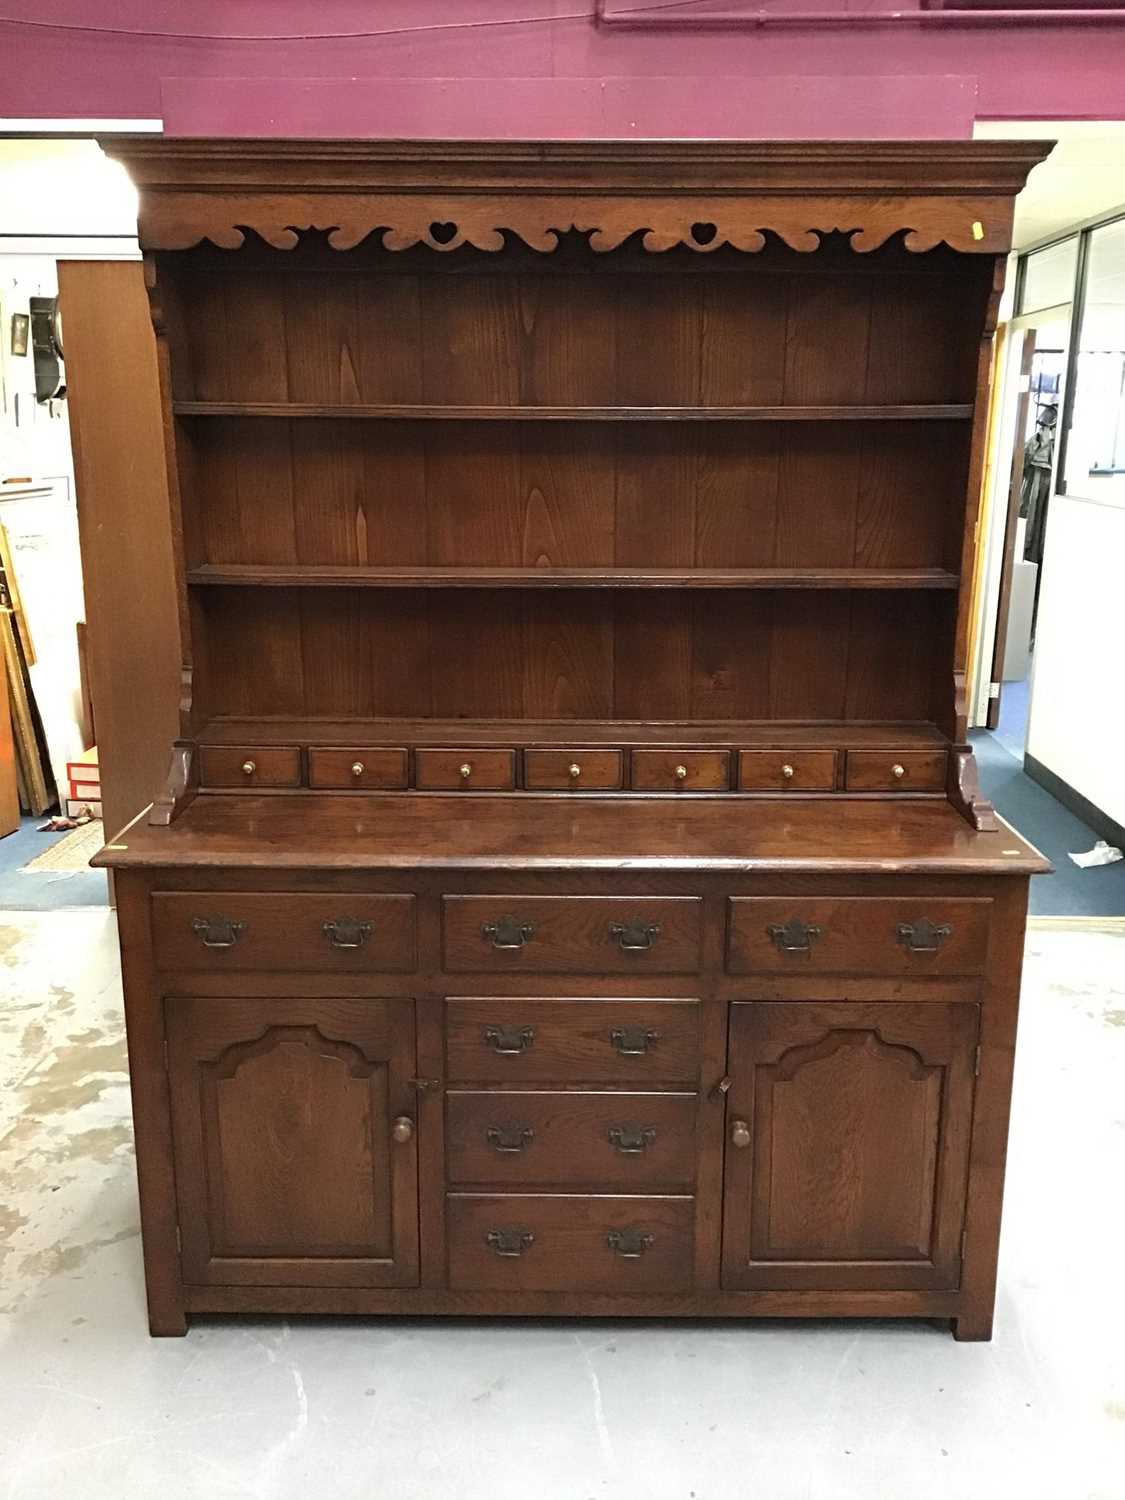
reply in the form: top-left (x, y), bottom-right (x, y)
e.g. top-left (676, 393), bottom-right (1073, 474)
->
top-left (569, 763), bottom-right (582, 779)
top-left (241, 760), bottom-right (256, 777)
top-left (781, 763), bottom-right (795, 780)
top-left (891, 763), bottom-right (906, 780)
top-left (674, 764), bottom-right (688, 781)
top-left (392, 1116), bottom-right (414, 1144)
top-left (730, 1119), bottom-right (751, 1149)
top-left (460, 762), bottom-right (472, 780)
top-left (351, 761), bottom-right (365, 778)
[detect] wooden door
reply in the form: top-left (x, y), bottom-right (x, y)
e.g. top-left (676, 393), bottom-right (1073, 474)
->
top-left (166, 996), bottom-right (419, 1287)
top-left (722, 1001), bottom-right (978, 1292)
top-left (988, 328), bottom-right (1037, 729)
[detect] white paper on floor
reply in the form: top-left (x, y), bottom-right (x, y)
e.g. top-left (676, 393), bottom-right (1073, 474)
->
top-left (1067, 839), bottom-right (1123, 869)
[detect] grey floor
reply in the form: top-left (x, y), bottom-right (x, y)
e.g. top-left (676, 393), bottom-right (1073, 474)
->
top-left (0, 910), bottom-right (1123, 1499)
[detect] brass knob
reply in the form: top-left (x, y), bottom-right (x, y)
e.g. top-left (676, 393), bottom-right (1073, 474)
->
top-left (351, 761), bottom-right (365, 778)
top-left (674, 764), bottom-right (688, 781)
top-left (731, 1119), bottom-right (751, 1149)
top-left (568, 763), bottom-right (582, 780)
top-left (241, 760), bottom-right (256, 777)
top-left (781, 763), bottom-right (795, 780)
top-left (392, 1116), bottom-right (414, 1144)
top-left (892, 763), bottom-right (906, 780)
top-left (460, 762), bottom-right (472, 780)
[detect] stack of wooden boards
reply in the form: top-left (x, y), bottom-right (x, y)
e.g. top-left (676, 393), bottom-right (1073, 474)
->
top-left (0, 518), bottom-right (55, 822)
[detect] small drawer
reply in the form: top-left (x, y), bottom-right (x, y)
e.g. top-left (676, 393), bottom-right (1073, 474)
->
top-left (198, 746), bottom-right (301, 789)
top-left (152, 892), bottom-right (417, 971)
top-left (845, 749), bottom-right (947, 792)
top-left (738, 750), bottom-right (837, 792)
top-left (443, 895), bottom-right (702, 974)
top-left (447, 1193), bottom-right (694, 1292)
top-left (446, 1090), bottom-right (697, 1190)
top-left (415, 749), bottom-right (515, 790)
top-left (524, 749), bottom-right (623, 791)
top-left (726, 896), bottom-right (991, 976)
top-left (631, 750), bottom-right (730, 791)
top-left (308, 747), bottom-right (408, 790)
top-left (445, 998), bottom-right (701, 1085)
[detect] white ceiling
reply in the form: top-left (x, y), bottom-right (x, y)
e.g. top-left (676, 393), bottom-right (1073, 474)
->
top-left (974, 121), bottom-right (1125, 249)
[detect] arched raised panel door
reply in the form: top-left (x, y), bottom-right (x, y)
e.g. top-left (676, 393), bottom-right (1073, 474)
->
top-left (166, 996), bottom-right (418, 1287)
top-left (721, 1001), bottom-right (979, 1292)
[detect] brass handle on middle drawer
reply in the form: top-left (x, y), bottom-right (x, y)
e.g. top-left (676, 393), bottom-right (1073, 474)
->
top-left (767, 919), bottom-right (821, 955)
top-left (482, 917), bottom-right (536, 951)
top-left (322, 918), bottom-right (372, 950)
top-left (483, 1024), bottom-right (535, 1056)
top-left (608, 1122), bottom-right (656, 1155)
top-left (897, 919), bottom-right (952, 953)
top-left (606, 1227), bottom-right (654, 1259)
top-left (610, 1025), bottom-right (659, 1056)
top-left (486, 1123), bottom-right (535, 1154)
top-left (486, 1228), bottom-right (534, 1258)
top-left (609, 920), bottom-right (661, 952)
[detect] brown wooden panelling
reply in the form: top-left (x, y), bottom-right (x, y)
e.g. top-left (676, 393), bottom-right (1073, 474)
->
top-left (447, 1193), bottom-right (695, 1293)
top-left (726, 896), bottom-right (991, 976)
top-left (445, 998), bottom-right (701, 1086)
top-left (445, 1090), bottom-right (697, 1190)
top-left (444, 895), bottom-right (703, 974)
top-left (152, 891), bottom-right (417, 972)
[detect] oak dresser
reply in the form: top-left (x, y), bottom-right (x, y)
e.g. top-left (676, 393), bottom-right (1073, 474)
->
top-left (93, 137), bottom-right (1051, 1338)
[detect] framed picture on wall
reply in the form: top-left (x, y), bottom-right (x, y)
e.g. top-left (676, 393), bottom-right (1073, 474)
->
top-left (10, 314), bottom-right (29, 357)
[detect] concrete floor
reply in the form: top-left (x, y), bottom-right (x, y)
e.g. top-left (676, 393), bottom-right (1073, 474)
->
top-left (0, 911), bottom-right (1123, 1500)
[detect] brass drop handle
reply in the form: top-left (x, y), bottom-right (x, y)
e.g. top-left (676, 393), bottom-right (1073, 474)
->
top-left (606, 1228), bottom-right (654, 1259)
top-left (674, 764), bottom-right (688, 781)
top-left (191, 916), bottom-right (246, 949)
top-left (487, 1123), bottom-right (535, 1154)
top-left (731, 1119), bottom-right (751, 1149)
top-left (322, 918), bottom-right (372, 950)
top-left (781, 763), bottom-right (795, 780)
top-left (351, 761), bottom-right (365, 778)
top-left (897, 919), bottom-right (952, 953)
top-left (609, 920), bottom-right (661, 953)
top-left (482, 917), bottom-right (536, 951)
top-left (610, 1025), bottom-right (659, 1056)
top-left (892, 763), bottom-right (906, 780)
top-left (392, 1116), bottom-right (414, 1144)
top-left (608, 1123), bottom-right (656, 1155)
top-left (460, 762), bottom-right (473, 780)
top-left (486, 1228), bottom-right (534, 1258)
top-left (568, 763), bottom-right (582, 780)
top-left (767, 919), bottom-right (821, 955)
top-left (241, 759), bottom-right (256, 777)
top-left (483, 1024), bottom-right (535, 1056)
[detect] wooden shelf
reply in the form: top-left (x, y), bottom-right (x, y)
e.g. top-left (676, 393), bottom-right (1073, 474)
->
top-left (188, 565), bottom-right (960, 591)
top-left (173, 401), bottom-right (974, 423)
top-left (197, 716), bottom-right (951, 750)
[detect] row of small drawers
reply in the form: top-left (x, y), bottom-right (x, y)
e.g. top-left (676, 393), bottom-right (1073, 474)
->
top-left (199, 744), bottom-right (949, 794)
top-left (153, 894), bottom-right (992, 975)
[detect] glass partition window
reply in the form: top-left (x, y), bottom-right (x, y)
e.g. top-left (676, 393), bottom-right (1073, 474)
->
top-left (1019, 237), bottom-right (1078, 316)
top-left (1062, 217), bottom-right (1125, 504)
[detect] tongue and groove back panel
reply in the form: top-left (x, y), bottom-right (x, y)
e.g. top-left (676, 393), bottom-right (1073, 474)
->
top-left (162, 234), bottom-right (987, 730)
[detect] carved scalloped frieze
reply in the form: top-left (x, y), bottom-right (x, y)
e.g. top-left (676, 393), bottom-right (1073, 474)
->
top-left (140, 192), bottom-right (1008, 256)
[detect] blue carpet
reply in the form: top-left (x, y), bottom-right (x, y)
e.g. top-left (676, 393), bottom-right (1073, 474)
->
top-left (971, 731), bottom-right (1125, 917)
top-left (994, 677), bottom-right (1030, 763)
top-left (0, 815), bottom-right (109, 910)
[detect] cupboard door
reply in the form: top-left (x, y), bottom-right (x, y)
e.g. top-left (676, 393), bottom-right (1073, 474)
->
top-left (722, 1001), bottom-right (978, 1292)
top-left (166, 996), bottom-right (419, 1287)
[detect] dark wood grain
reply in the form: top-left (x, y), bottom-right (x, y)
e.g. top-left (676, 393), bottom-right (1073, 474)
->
top-left (443, 895), bottom-right (703, 974)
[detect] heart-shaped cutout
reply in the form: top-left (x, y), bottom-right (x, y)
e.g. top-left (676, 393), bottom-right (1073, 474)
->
top-left (429, 220), bottom-right (458, 246)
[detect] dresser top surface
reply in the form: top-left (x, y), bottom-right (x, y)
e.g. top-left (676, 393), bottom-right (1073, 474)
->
top-left (96, 794), bottom-right (1049, 876)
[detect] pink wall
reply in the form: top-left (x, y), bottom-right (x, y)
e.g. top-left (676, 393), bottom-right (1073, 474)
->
top-left (2, 2), bottom-right (1124, 137)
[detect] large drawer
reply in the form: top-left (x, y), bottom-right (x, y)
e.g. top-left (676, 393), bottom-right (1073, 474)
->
top-left (446, 1090), bottom-right (697, 1190)
top-left (443, 895), bottom-right (702, 973)
top-left (726, 897), bottom-right (991, 975)
top-left (445, 998), bottom-right (701, 1085)
top-left (447, 1193), bottom-right (694, 1292)
top-left (152, 892), bottom-right (417, 971)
